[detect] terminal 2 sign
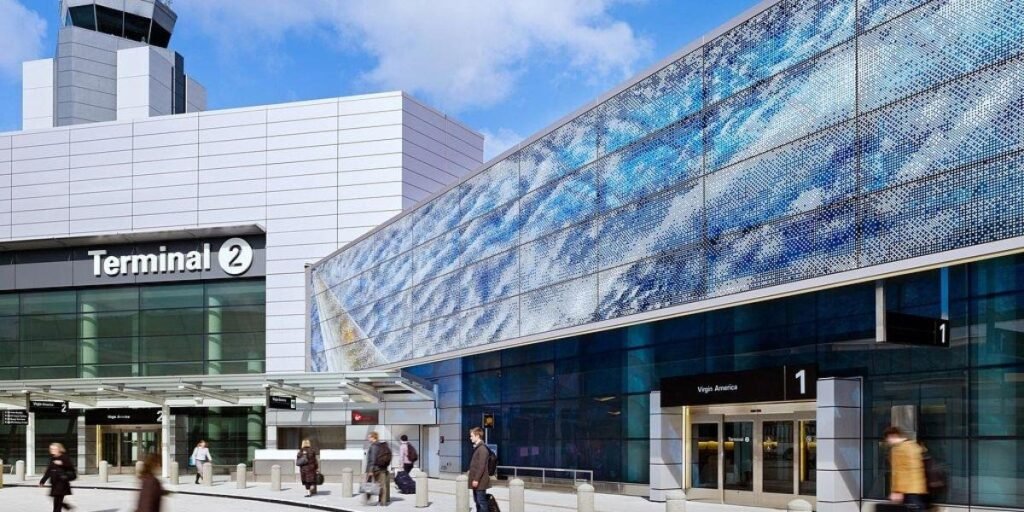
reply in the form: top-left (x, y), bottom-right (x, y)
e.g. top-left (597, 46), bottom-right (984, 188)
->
top-left (660, 365), bottom-right (817, 407)
top-left (87, 238), bottom-right (254, 277)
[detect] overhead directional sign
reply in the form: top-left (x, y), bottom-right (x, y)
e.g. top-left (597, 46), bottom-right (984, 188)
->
top-left (660, 365), bottom-right (818, 407)
top-left (1, 410), bottom-right (29, 425)
top-left (29, 400), bottom-right (71, 415)
top-left (268, 395), bottom-right (297, 410)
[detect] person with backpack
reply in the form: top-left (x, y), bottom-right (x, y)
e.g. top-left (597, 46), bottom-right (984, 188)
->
top-left (468, 427), bottom-right (496, 512)
top-left (365, 431), bottom-right (391, 506)
top-left (884, 426), bottom-right (928, 511)
top-left (38, 442), bottom-right (76, 512)
top-left (399, 434), bottom-right (418, 473)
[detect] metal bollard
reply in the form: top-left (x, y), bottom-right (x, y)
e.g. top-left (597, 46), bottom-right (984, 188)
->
top-left (15, 460), bottom-right (25, 481)
top-left (787, 499), bottom-right (813, 511)
top-left (577, 483), bottom-right (595, 512)
top-left (665, 490), bottom-right (686, 512)
top-left (341, 467), bottom-right (353, 497)
top-left (136, 460), bottom-right (145, 476)
top-left (169, 461), bottom-right (179, 485)
top-left (271, 465), bottom-right (281, 491)
top-left (98, 460), bottom-right (108, 482)
top-left (455, 475), bottom-right (470, 512)
top-left (509, 478), bottom-right (525, 512)
top-left (202, 462), bottom-right (213, 486)
top-left (412, 468), bottom-right (428, 508)
top-left (236, 463), bottom-right (247, 489)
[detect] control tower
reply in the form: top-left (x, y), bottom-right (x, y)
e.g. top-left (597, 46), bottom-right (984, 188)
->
top-left (22, 0), bottom-right (206, 129)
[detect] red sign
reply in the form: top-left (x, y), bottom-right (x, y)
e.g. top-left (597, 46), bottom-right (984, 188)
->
top-left (351, 409), bottom-right (379, 425)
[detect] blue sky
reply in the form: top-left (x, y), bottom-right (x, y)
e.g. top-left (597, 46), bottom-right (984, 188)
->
top-left (0, 0), bottom-right (759, 158)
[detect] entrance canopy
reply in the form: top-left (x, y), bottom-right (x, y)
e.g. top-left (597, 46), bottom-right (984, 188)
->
top-left (0, 371), bottom-right (434, 409)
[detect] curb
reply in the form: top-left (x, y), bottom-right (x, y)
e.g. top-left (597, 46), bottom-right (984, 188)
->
top-left (2, 482), bottom-right (358, 511)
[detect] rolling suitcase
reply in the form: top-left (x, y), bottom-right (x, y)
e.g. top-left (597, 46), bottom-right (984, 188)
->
top-left (487, 494), bottom-right (501, 512)
top-left (394, 470), bottom-right (416, 494)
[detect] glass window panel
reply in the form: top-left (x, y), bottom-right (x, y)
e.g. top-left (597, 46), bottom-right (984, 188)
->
top-left (90, 364), bottom-right (135, 378)
top-left (624, 440), bottom-right (650, 484)
top-left (0, 341), bottom-right (18, 366)
top-left (20, 291), bottom-right (75, 315)
top-left (0, 317), bottom-right (17, 342)
top-left (0, 294), bottom-right (18, 316)
top-left (724, 421), bottom-right (754, 491)
top-left (123, 11), bottom-right (150, 42)
top-left (79, 287), bottom-right (138, 312)
top-left (94, 5), bottom-right (123, 36)
top-left (141, 284), bottom-right (204, 310)
top-left (216, 360), bottom-right (264, 374)
top-left (21, 339), bottom-right (77, 366)
top-left (691, 423), bottom-right (719, 489)
top-left (972, 366), bottom-right (1024, 438)
top-left (21, 366), bottom-right (76, 380)
top-left (970, 292), bottom-right (1024, 367)
top-left (0, 367), bottom-right (19, 380)
top-left (210, 305), bottom-right (265, 333)
top-left (143, 362), bottom-right (203, 377)
top-left (149, 21), bottom-right (170, 47)
top-left (68, 4), bottom-right (96, 30)
top-left (624, 394), bottom-right (649, 439)
top-left (501, 363), bottom-right (554, 403)
top-left (82, 311), bottom-right (137, 338)
top-left (90, 337), bottom-right (135, 364)
top-left (140, 335), bottom-right (203, 363)
top-left (211, 332), bottom-right (265, 361)
top-left (972, 439), bottom-right (1024, 508)
top-left (207, 280), bottom-right (265, 307)
top-left (762, 421), bottom-right (795, 494)
top-left (140, 308), bottom-right (204, 336)
top-left (20, 314), bottom-right (77, 341)
top-left (464, 370), bottom-right (500, 406)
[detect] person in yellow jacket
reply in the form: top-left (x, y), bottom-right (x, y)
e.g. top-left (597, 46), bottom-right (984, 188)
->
top-left (884, 426), bottom-right (928, 510)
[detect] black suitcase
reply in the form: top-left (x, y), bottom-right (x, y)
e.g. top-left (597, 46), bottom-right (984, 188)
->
top-left (394, 471), bottom-right (416, 494)
top-left (488, 494), bottom-right (501, 512)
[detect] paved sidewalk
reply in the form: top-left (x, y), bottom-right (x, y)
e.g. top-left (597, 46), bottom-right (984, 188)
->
top-left (2, 473), bottom-right (781, 512)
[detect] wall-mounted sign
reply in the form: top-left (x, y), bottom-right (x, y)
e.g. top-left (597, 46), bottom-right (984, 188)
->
top-left (351, 409), bottom-right (379, 425)
top-left (268, 395), bottom-right (297, 410)
top-left (87, 238), bottom-right (253, 278)
top-left (1, 410), bottom-right (28, 425)
top-left (29, 400), bottom-right (71, 415)
top-left (482, 413), bottom-right (495, 429)
top-left (882, 312), bottom-right (949, 347)
top-left (660, 365), bottom-right (817, 408)
top-left (85, 408), bottom-right (162, 425)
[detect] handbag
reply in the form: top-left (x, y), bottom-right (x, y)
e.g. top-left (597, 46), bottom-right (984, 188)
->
top-left (189, 456), bottom-right (196, 467)
top-left (487, 494), bottom-right (501, 512)
top-left (359, 481), bottom-right (381, 495)
top-left (296, 455), bottom-right (309, 467)
top-left (316, 472), bottom-right (325, 485)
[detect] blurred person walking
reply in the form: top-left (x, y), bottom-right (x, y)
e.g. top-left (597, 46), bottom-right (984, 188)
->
top-left (38, 442), bottom-right (76, 512)
top-left (136, 453), bottom-right (166, 512)
top-left (365, 431), bottom-right (391, 506)
top-left (190, 440), bottom-right (213, 484)
top-left (296, 439), bottom-right (320, 497)
top-left (885, 426), bottom-right (928, 511)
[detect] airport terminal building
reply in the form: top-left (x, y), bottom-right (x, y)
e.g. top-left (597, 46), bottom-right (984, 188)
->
top-left (0, 0), bottom-right (479, 481)
top-left (310, 0), bottom-right (1024, 510)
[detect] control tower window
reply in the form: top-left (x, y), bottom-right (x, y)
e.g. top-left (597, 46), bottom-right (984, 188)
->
top-left (95, 5), bottom-right (124, 37)
top-left (150, 21), bottom-right (171, 48)
top-left (124, 12), bottom-right (150, 43)
top-left (67, 5), bottom-right (96, 30)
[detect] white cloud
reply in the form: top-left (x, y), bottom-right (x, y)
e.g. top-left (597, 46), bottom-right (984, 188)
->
top-left (481, 128), bottom-right (525, 160)
top-left (0, 0), bottom-right (47, 81)
top-left (175, 0), bottom-right (651, 112)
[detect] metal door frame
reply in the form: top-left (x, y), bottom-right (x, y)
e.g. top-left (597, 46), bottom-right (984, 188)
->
top-left (99, 424), bottom-right (162, 473)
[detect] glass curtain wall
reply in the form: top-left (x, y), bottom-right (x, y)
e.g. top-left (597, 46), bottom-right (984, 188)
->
top-left (0, 279), bottom-right (265, 379)
top-left (438, 253), bottom-right (1024, 508)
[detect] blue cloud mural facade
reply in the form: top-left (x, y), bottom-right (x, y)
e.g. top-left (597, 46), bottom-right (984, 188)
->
top-left (310, 0), bottom-right (1024, 372)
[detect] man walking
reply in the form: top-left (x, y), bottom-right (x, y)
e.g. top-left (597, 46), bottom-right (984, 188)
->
top-left (885, 426), bottom-right (928, 511)
top-left (468, 427), bottom-right (491, 512)
top-left (365, 432), bottom-right (391, 506)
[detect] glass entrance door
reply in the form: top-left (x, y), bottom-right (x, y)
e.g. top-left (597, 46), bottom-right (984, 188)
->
top-left (99, 425), bottom-right (161, 473)
top-left (687, 411), bottom-right (816, 508)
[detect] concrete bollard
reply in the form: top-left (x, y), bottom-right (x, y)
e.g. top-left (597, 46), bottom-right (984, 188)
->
top-left (236, 463), bottom-right (247, 489)
top-left (135, 460), bottom-right (145, 476)
top-left (787, 499), bottom-right (813, 511)
top-left (341, 467), bottom-right (353, 497)
top-left (455, 475), bottom-right (470, 512)
top-left (98, 460), bottom-right (108, 482)
top-left (271, 465), bottom-right (282, 491)
top-left (202, 462), bottom-right (213, 486)
top-left (509, 478), bottom-right (525, 512)
top-left (169, 461), bottom-right (179, 485)
top-left (0, 458), bottom-right (4, 489)
top-left (666, 490), bottom-right (687, 512)
top-left (15, 460), bottom-right (25, 481)
top-left (412, 468), bottom-right (428, 508)
top-left (577, 483), bottom-right (595, 512)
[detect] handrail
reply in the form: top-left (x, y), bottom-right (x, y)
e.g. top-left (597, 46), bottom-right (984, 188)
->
top-left (495, 465), bottom-right (594, 486)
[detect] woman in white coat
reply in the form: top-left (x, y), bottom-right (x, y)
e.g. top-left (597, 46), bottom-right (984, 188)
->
top-left (190, 440), bottom-right (213, 484)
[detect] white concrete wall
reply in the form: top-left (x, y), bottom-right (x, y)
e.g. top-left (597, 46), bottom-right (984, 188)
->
top-left (0, 92), bottom-right (483, 373)
top-left (22, 59), bottom-right (55, 130)
top-left (185, 76), bottom-right (206, 113)
top-left (116, 46), bottom-right (175, 120)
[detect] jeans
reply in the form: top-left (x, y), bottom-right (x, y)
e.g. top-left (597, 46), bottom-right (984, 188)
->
top-left (473, 489), bottom-right (490, 512)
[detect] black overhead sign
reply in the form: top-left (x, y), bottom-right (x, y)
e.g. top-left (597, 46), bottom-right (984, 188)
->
top-left (883, 312), bottom-right (950, 348)
top-left (29, 400), bottom-right (71, 415)
top-left (1, 410), bottom-right (29, 425)
top-left (85, 408), bottom-right (162, 425)
top-left (660, 365), bottom-right (817, 408)
top-left (268, 395), bottom-right (296, 410)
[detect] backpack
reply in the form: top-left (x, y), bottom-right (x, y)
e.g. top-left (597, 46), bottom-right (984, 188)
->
top-left (64, 464), bottom-right (77, 482)
top-left (374, 441), bottom-right (392, 469)
top-left (407, 443), bottom-right (419, 463)
top-left (486, 446), bottom-right (498, 477)
top-left (923, 453), bottom-right (948, 493)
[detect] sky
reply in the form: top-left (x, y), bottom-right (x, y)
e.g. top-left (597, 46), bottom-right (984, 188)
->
top-left (0, 0), bottom-right (760, 159)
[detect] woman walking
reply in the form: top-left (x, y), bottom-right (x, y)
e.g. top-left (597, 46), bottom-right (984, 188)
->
top-left (136, 453), bottom-right (166, 512)
top-left (296, 439), bottom-right (319, 497)
top-left (191, 440), bottom-right (213, 484)
top-left (38, 442), bottom-right (75, 512)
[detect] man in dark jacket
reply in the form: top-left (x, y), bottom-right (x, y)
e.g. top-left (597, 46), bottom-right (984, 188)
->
top-left (365, 431), bottom-right (390, 506)
top-left (468, 427), bottom-right (491, 512)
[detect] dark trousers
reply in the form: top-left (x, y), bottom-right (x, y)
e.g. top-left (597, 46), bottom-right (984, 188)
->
top-left (473, 489), bottom-right (490, 512)
top-left (52, 495), bottom-right (69, 512)
top-left (904, 494), bottom-right (928, 511)
top-left (403, 463), bottom-right (413, 473)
